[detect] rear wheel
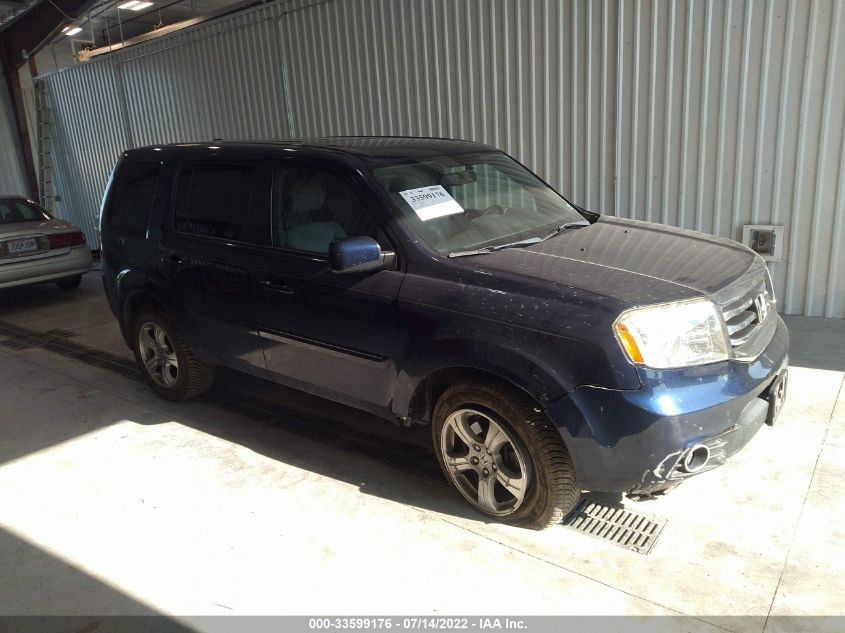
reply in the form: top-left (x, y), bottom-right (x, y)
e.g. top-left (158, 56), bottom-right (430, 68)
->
top-left (432, 382), bottom-right (581, 529)
top-left (132, 306), bottom-right (215, 401)
top-left (56, 275), bottom-right (82, 290)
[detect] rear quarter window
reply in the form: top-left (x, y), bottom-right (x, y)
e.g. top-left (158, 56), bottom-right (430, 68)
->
top-left (106, 162), bottom-right (161, 238)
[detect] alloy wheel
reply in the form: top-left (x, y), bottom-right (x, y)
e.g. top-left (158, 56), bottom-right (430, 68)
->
top-left (440, 408), bottom-right (531, 516)
top-left (137, 321), bottom-right (179, 388)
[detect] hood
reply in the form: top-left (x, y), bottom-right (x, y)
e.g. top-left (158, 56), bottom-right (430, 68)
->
top-left (465, 216), bottom-right (758, 306)
top-left (0, 218), bottom-right (79, 239)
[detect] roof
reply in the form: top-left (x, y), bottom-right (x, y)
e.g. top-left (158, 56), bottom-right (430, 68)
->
top-left (123, 136), bottom-right (497, 165)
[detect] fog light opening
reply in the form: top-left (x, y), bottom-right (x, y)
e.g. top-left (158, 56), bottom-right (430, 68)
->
top-left (682, 444), bottom-right (710, 473)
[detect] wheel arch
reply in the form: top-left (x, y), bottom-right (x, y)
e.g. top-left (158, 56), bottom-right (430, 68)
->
top-left (426, 367), bottom-right (583, 528)
top-left (118, 287), bottom-right (171, 347)
top-left (398, 343), bottom-right (571, 426)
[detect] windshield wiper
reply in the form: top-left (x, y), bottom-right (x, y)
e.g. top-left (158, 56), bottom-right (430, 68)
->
top-left (447, 221), bottom-right (590, 258)
top-left (539, 220), bottom-right (590, 242)
top-left (448, 236), bottom-right (543, 258)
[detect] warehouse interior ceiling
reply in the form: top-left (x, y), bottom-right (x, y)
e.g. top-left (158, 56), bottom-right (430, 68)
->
top-left (9, 0), bottom-right (251, 73)
top-left (68, 0), bottom-right (250, 47)
top-left (0, 0), bottom-right (35, 27)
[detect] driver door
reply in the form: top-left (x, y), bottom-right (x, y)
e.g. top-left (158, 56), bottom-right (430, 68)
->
top-left (250, 163), bottom-right (407, 415)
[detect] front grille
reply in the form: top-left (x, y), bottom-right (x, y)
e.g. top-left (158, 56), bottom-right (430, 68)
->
top-left (712, 259), bottom-right (776, 360)
top-left (721, 281), bottom-right (768, 347)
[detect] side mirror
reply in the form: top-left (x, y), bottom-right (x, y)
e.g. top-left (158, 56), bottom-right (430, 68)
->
top-left (329, 236), bottom-right (395, 274)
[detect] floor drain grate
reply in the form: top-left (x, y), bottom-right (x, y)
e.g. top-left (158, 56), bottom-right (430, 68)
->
top-left (564, 499), bottom-right (666, 554)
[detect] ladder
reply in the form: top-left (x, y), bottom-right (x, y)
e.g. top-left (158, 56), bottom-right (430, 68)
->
top-left (34, 81), bottom-right (55, 212)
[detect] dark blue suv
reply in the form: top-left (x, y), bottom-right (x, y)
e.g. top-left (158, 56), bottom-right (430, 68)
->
top-left (99, 137), bottom-right (789, 529)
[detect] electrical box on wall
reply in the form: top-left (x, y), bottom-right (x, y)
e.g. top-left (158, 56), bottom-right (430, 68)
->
top-left (742, 225), bottom-right (784, 262)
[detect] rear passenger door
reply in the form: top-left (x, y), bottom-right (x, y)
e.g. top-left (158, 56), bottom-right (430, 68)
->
top-left (249, 162), bottom-right (407, 414)
top-left (162, 161), bottom-right (269, 371)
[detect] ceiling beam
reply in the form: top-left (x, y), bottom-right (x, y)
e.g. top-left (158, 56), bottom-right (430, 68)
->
top-left (1, 0), bottom-right (97, 68)
top-left (1, 0), bottom-right (97, 200)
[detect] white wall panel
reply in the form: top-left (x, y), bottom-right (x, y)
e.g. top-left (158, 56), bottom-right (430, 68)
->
top-left (45, 59), bottom-right (128, 242)
top-left (37, 0), bottom-right (845, 316)
top-left (0, 79), bottom-right (28, 196)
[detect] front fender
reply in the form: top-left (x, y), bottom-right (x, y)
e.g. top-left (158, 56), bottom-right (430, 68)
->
top-left (392, 336), bottom-right (573, 419)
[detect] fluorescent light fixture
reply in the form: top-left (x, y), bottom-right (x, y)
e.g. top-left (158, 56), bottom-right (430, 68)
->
top-left (65, 26), bottom-right (82, 36)
top-left (61, 26), bottom-right (70, 33)
top-left (129, 1), bottom-right (153, 9)
top-left (117, 0), bottom-right (139, 7)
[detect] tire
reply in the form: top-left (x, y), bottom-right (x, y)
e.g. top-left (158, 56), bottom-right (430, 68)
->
top-left (56, 275), bottom-right (82, 290)
top-left (131, 306), bottom-right (216, 401)
top-left (432, 382), bottom-right (581, 529)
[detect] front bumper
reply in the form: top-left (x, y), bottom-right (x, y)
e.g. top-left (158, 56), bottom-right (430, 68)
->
top-left (546, 315), bottom-right (789, 494)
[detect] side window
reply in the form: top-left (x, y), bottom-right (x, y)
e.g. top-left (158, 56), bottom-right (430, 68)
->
top-left (271, 166), bottom-right (383, 254)
top-left (107, 162), bottom-right (161, 238)
top-left (174, 163), bottom-right (255, 241)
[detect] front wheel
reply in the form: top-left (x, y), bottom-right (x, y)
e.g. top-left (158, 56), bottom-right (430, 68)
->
top-left (432, 382), bottom-right (581, 529)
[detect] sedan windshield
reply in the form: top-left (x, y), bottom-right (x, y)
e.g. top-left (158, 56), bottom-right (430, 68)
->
top-left (372, 151), bottom-right (586, 255)
top-left (0, 199), bottom-right (50, 225)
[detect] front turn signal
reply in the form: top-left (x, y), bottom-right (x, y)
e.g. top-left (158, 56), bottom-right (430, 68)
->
top-left (615, 321), bottom-right (644, 364)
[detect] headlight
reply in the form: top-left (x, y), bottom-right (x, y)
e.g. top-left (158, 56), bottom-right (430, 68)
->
top-left (614, 299), bottom-right (729, 369)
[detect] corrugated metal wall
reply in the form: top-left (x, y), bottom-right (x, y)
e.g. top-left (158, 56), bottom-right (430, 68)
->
top-left (36, 0), bottom-right (845, 317)
top-left (0, 79), bottom-right (28, 196)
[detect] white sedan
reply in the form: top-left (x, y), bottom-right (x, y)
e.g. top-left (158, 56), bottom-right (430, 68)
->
top-left (0, 196), bottom-right (92, 290)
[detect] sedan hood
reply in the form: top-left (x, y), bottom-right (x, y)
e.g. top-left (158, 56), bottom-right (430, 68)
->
top-left (466, 216), bottom-right (758, 306)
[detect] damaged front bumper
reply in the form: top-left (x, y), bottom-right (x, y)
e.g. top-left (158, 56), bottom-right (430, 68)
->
top-left (546, 316), bottom-right (789, 495)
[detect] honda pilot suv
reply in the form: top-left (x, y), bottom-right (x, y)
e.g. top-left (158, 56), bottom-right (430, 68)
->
top-left (99, 138), bottom-right (788, 529)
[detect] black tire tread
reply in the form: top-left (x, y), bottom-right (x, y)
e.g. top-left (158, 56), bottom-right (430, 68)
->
top-left (432, 381), bottom-right (581, 530)
top-left (132, 306), bottom-right (215, 401)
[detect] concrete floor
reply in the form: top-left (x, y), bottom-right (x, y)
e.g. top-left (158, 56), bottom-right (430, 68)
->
top-left (0, 273), bottom-right (843, 631)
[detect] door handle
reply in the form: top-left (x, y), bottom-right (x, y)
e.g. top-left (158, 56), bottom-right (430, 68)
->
top-left (260, 279), bottom-right (295, 294)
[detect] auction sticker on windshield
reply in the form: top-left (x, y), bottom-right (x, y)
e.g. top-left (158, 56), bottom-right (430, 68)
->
top-left (399, 185), bottom-right (465, 221)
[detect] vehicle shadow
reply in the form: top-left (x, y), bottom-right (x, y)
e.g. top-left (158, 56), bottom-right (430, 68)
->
top-left (0, 273), bottom-right (103, 311)
top-left (0, 315), bottom-right (490, 528)
top-left (0, 277), bottom-right (577, 529)
top-left (0, 526), bottom-right (193, 630)
top-left (171, 366), bottom-right (490, 525)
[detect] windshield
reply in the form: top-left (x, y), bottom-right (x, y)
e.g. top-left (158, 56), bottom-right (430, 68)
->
top-left (372, 151), bottom-right (585, 255)
top-left (0, 199), bottom-right (50, 225)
